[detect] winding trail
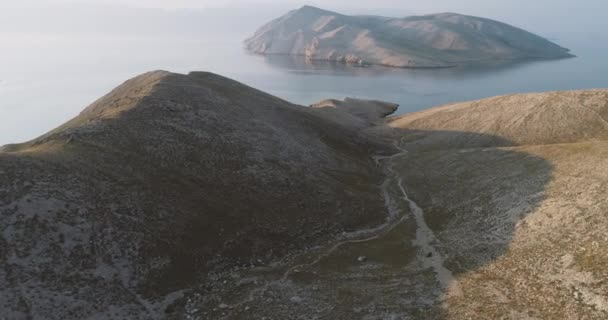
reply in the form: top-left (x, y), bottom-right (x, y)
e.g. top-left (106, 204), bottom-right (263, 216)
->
top-left (222, 140), bottom-right (412, 311)
top-left (401, 180), bottom-right (463, 298)
top-left (392, 139), bottom-right (463, 299)
top-left (222, 137), bottom-right (462, 313)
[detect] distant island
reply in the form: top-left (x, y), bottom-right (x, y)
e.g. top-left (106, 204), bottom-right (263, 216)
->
top-left (245, 5), bottom-right (574, 68)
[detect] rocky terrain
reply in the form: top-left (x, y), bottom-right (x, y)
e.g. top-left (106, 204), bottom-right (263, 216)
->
top-left (0, 71), bottom-right (392, 319)
top-left (2, 71), bottom-right (608, 319)
top-left (180, 89), bottom-right (608, 319)
top-left (387, 90), bottom-right (608, 318)
top-left (245, 6), bottom-right (574, 68)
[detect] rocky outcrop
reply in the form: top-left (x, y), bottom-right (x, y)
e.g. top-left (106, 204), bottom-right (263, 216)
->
top-left (245, 5), bottom-right (574, 68)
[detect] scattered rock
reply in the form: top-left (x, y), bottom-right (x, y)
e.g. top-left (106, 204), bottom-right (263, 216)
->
top-left (290, 296), bottom-right (303, 304)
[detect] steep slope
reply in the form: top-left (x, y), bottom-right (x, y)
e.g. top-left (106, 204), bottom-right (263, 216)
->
top-left (245, 6), bottom-right (573, 68)
top-left (0, 71), bottom-right (391, 319)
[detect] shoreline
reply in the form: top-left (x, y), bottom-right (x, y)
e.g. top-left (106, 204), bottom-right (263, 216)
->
top-left (244, 50), bottom-right (576, 70)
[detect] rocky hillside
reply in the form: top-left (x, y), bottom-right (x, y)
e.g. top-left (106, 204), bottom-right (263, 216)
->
top-left (0, 71), bottom-right (392, 319)
top-left (389, 89), bottom-right (608, 148)
top-left (3, 71), bottom-right (608, 319)
top-left (245, 5), bottom-right (574, 68)
top-left (188, 89), bottom-right (608, 320)
top-left (386, 90), bottom-right (608, 319)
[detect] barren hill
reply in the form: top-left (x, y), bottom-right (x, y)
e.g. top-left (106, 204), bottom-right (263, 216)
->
top-left (0, 71), bottom-right (391, 319)
top-left (245, 5), bottom-right (574, 68)
top-left (389, 89), bottom-right (608, 150)
top-left (384, 90), bottom-right (608, 319)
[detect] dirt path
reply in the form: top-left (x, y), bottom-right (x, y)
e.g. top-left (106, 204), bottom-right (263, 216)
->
top-left (214, 137), bottom-right (462, 316)
top-left (392, 139), bottom-right (463, 299)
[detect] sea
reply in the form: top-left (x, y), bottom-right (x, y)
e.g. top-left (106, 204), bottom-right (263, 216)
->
top-left (1, 29), bottom-right (607, 146)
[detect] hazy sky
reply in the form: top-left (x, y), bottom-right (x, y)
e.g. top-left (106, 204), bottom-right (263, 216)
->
top-left (2, 0), bottom-right (606, 39)
top-left (5, 0), bottom-right (606, 16)
top-left (5, 0), bottom-right (605, 12)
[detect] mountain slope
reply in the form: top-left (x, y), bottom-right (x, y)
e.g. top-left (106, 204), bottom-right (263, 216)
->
top-left (245, 5), bottom-right (573, 68)
top-left (388, 89), bottom-right (608, 150)
top-left (388, 89), bottom-right (608, 319)
top-left (192, 89), bottom-right (608, 320)
top-left (0, 71), bottom-right (391, 319)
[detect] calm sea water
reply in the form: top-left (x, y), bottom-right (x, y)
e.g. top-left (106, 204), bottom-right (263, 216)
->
top-left (1, 32), bottom-right (607, 146)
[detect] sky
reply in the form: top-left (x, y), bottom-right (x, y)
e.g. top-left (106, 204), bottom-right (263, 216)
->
top-left (2, 0), bottom-right (607, 34)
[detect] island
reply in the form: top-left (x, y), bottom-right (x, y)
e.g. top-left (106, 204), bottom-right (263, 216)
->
top-left (245, 5), bottom-right (574, 68)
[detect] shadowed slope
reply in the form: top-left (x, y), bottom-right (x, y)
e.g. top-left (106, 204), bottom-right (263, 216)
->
top-left (193, 127), bottom-right (552, 320)
top-left (0, 71), bottom-right (390, 319)
top-left (193, 89), bottom-right (608, 319)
